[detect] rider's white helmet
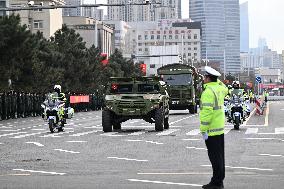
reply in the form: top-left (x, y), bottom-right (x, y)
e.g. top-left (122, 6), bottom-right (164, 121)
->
top-left (54, 85), bottom-right (61, 93)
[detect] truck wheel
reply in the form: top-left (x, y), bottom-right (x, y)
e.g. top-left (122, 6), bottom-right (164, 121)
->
top-left (164, 117), bottom-right (169, 130)
top-left (188, 105), bottom-right (195, 114)
top-left (113, 122), bottom-right (121, 130)
top-left (155, 108), bottom-right (164, 131)
top-left (102, 110), bottom-right (113, 132)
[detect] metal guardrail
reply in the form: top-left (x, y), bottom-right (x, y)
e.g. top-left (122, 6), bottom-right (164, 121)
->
top-left (268, 96), bottom-right (284, 101)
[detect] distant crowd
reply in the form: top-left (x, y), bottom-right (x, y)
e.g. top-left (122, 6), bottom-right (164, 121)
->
top-left (0, 92), bottom-right (104, 121)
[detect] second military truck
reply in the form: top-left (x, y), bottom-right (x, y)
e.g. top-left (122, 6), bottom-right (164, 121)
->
top-left (102, 77), bottom-right (170, 132)
top-left (157, 63), bottom-right (202, 114)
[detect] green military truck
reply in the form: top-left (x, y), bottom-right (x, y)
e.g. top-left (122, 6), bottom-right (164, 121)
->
top-left (157, 63), bottom-right (202, 114)
top-left (102, 77), bottom-right (170, 132)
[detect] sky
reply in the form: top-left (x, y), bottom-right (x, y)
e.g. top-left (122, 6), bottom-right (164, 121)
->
top-left (90, 0), bottom-right (284, 53)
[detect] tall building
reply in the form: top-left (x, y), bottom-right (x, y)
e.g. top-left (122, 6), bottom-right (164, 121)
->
top-left (63, 0), bottom-right (84, 17)
top-left (9, 0), bottom-right (64, 39)
top-left (107, 0), bottom-right (181, 22)
top-left (189, 0), bottom-right (241, 73)
top-left (0, 0), bottom-right (8, 16)
top-left (83, 7), bottom-right (104, 20)
top-left (240, 1), bottom-right (249, 53)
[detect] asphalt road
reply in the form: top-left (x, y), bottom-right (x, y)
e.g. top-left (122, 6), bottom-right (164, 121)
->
top-left (0, 102), bottom-right (283, 189)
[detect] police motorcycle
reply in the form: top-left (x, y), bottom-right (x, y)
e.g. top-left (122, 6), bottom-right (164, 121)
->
top-left (227, 94), bottom-right (245, 130)
top-left (41, 93), bottom-right (66, 133)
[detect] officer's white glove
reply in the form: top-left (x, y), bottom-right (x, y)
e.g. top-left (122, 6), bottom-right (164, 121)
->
top-left (202, 132), bottom-right (208, 140)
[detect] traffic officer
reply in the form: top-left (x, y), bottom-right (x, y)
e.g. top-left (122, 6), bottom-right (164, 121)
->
top-left (200, 66), bottom-right (227, 189)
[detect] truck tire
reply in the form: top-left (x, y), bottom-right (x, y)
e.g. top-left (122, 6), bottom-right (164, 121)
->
top-left (113, 122), bottom-right (121, 130)
top-left (188, 105), bottom-right (195, 114)
top-left (164, 117), bottom-right (169, 129)
top-left (155, 108), bottom-right (164, 131)
top-left (102, 110), bottom-right (113, 132)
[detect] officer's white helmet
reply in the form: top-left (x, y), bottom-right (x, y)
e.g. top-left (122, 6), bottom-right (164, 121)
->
top-left (54, 85), bottom-right (61, 93)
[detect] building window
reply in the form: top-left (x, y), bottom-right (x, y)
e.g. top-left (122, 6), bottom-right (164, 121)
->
top-left (169, 35), bottom-right (172, 39)
top-left (194, 53), bottom-right (197, 56)
top-left (157, 35), bottom-right (160, 39)
top-left (194, 34), bottom-right (198, 39)
top-left (175, 35), bottom-right (179, 39)
top-left (138, 35), bottom-right (142, 40)
top-left (188, 42), bottom-right (191, 45)
top-left (188, 47), bottom-right (191, 50)
top-left (188, 35), bottom-right (191, 39)
top-left (145, 48), bottom-right (148, 51)
top-left (151, 35), bottom-right (154, 40)
top-left (194, 47), bottom-right (198, 50)
top-left (145, 35), bottom-right (148, 40)
top-left (194, 42), bottom-right (198, 45)
top-left (188, 53), bottom-right (191, 56)
top-left (150, 64), bottom-right (155, 68)
top-left (138, 43), bottom-right (142, 46)
top-left (139, 48), bottom-right (142, 51)
top-left (33, 20), bottom-right (43, 29)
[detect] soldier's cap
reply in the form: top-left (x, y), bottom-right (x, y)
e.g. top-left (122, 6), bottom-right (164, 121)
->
top-left (204, 66), bottom-right (221, 77)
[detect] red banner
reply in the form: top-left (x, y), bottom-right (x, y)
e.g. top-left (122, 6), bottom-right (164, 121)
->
top-left (70, 96), bottom-right (90, 104)
top-left (260, 84), bottom-right (284, 89)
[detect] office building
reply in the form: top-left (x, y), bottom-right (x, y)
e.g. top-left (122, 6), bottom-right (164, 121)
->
top-left (240, 1), bottom-right (249, 53)
top-left (107, 0), bottom-right (181, 22)
top-left (63, 0), bottom-right (84, 17)
top-left (9, 0), bottom-right (64, 39)
top-left (189, 0), bottom-right (241, 73)
top-left (0, 0), bottom-right (8, 17)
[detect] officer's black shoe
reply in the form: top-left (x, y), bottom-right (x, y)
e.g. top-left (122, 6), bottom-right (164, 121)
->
top-left (202, 183), bottom-right (222, 189)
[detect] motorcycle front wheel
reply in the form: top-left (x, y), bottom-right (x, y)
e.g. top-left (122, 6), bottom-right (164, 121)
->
top-left (49, 119), bottom-right (55, 133)
top-left (234, 117), bottom-right (240, 130)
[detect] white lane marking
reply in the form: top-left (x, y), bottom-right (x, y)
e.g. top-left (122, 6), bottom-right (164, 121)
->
top-left (0, 126), bottom-right (13, 129)
top-left (100, 132), bottom-right (124, 137)
top-left (224, 128), bottom-right (232, 134)
top-left (137, 172), bottom-right (211, 175)
top-left (66, 141), bottom-right (87, 143)
top-left (275, 128), bottom-right (284, 134)
top-left (126, 139), bottom-right (163, 145)
top-left (244, 137), bottom-right (282, 141)
top-left (0, 129), bottom-right (21, 132)
top-left (0, 173), bottom-right (31, 176)
top-left (40, 130), bottom-right (74, 138)
top-left (243, 107), bottom-right (256, 126)
top-left (128, 131), bottom-right (146, 136)
top-left (201, 165), bottom-right (273, 171)
top-left (245, 128), bottom-right (259, 134)
top-left (169, 116), bottom-right (193, 125)
top-left (69, 130), bottom-right (99, 137)
top-left (31, 129), bottom-right (46, 131)
top-left (182, 139), bottom-right (201, 141)
top-left (26, 142), bottom-right (44, 147)
top-left (107, 157), bottom-right (148, 162)
top-left (13, 169), bottom-right (66, 175)
top-left (258, 132), bottom-right (283, 135)
top-left (0, 143), bottom-right (3, 144)
top-left (156, 129), bottom-right (179, 136)
top-left (7, 123), bottom-right (11, 125)
top-left (0, 132), bottom-right (27, 138)
top-left (186, 147), bottom-right (207, 150)
top-left (186, 129), bottom-right (200, 136)
top-left (11, 132), bottom-right (45, 139)
top-left (54, 149), bottom-right (80, 154)
top-left (259, 154), bottom-right (283, 158)
top-left (84, 124), bottom-right (102, 129)
top-left (264, 102), bottom-right (270, 126)
top-left (127, 179), bottom-right (202, 187)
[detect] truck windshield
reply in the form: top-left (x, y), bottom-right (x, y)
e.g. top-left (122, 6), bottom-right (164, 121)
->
top-left (163, 74), bottom-right (192, 86)
top-left (110, 84), bottom-right (133, 93)
top-left (138, 84), bottom-right (160, 93)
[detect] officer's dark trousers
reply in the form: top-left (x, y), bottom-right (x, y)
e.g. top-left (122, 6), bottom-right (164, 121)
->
top-left (205, 134), bottom-right (225, 186)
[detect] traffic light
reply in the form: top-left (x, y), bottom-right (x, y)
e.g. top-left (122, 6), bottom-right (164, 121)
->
top-left (140, 64), bottom-right (146, 75)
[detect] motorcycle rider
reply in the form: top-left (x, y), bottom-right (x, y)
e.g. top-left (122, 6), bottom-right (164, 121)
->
top-left (51, 85), bottom-right (67, 125)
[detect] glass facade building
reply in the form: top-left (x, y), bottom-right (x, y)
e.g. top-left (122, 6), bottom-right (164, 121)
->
top-left (240, 1), bottom-right (249, 53)
top-left (189, 0), bottom-right (240, 73)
